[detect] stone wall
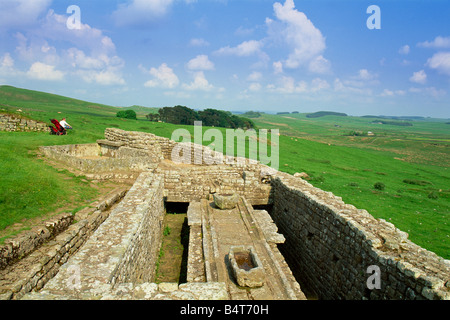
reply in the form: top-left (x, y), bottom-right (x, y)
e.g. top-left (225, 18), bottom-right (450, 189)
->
top-left (40, 143), bottom-right (158, 180)
top-left (270, 172), bottom-right (450, 300)
top-left (0, 189), bottom-right (128, 300)
top-left (110, 174), bottom-right (165, 285)
top-left (156, 164), bottom-right (271, 205)
top-left (18, 172), bottom-right (165, 300)
top-left (0, 213), bottom-right (74, 270)
top-left (0, 113), bottom-right (49, 132)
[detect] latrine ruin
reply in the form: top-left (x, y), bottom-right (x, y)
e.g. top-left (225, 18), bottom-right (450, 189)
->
top-left (2, 128), bottom-right (448, 300)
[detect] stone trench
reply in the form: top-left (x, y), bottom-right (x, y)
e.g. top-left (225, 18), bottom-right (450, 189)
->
top-left (1, 128), bottom-right (448, 300)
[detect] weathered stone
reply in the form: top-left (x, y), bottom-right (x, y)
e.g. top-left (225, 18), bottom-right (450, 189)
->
top-left (228, 246), bottom-right (265, 288)
top-left (213, 193), bottom-right (239, 210)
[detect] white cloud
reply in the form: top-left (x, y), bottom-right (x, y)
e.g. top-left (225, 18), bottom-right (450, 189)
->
top-left (409, 70), bottom-right (427, 84)
top-left (10, 10), bottom-right (126, 86)
top-left (1, 53), bottom-right (14, 69)
top-left (268, 76), bottom-right (330, 94)
top-left (27, 62), bottom-right (65, 81)
top-left (144, 63), bottom-right (180, 89)
top-left (189, 38), bottom-right (210, 47)
top-left (187, 55), bottom-right (215, 71)
top-left (333, 78), bottom-right (373, 95)
top-left (418, 36), bottom-right (450, 49)
top-left (308, 55), bottom-right (331, 74)
top-left (273, 61), bottom-right (283, 74)
top-left (399, 45), bottom-right (410, 55)
top-left (380, 89), bottom-right (406, 97)
top-left (267, 0), bottom-right (329, 73)
top-left (409, 86), bottom-right (446, 98)
top-left (0, 53), bottom-right (20, 77)
top-left (215, 40), bottom-right (263, 57)
top-left (311, 78), bottom-right (330, 92)
top-left (247, 71), bottom-right (262, 82)
top-left (426, 52), bottom-right (450, 76)
top-left (248, 83), bottom-right (262, 92)
top-left (112, 0), bottom-right (175, 26)
top-left (0, 0), bottom-right (51, 29)
top-left (77, 68), bottom-right (125, 86)
top-left (357, 69), bottom-right (377, 81)
top-left (182, 71), bottom-right (214, 91)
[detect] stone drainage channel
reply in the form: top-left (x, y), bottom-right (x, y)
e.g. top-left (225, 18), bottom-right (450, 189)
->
top-left (190, 196), bottom-right (306, 300)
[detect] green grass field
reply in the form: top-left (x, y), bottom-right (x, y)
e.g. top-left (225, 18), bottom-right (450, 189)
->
top-left (0, 85), bottom-right (448, 258)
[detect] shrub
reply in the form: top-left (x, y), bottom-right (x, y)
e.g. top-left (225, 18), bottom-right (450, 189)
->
top-left (428, 191), bottom-right (439, 199)
top-left (374, 182), bottom-right (385, 190)
top-left (116, 110), bottom-right (137, 120)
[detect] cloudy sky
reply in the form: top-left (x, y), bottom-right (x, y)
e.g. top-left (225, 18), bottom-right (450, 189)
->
top-left (0, 0), bottom-right (449, 118)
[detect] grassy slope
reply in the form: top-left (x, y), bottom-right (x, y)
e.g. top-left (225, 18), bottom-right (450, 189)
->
top-left (254, 113), bottom-right (449, 258)
top-left (0, 86), bottom-right (448, 258)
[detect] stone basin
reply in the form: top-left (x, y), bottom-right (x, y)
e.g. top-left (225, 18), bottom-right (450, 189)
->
top-left (213, 193), bottom-right (239, 210)
top-left (228, 246), bottom-right (264, 288)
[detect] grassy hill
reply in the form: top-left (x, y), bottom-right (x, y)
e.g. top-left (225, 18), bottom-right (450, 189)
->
top-left (0, 85), bottom-right (448, 259)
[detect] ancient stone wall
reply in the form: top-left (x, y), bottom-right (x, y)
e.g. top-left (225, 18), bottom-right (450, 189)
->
top-left (40, 143), bottom-right (158, 179)
top-left (156, 165), bottom-right (271, 205)
top-left (0, 189), bottom-right (127, 300)
top-left (270, 172), bottom-right (450, 300)
top-left (110, 174), bottom-right (165, 285)
top-left (0, 213), bottom-right (74, 271)
top-left (0, 113), bottom-right (49, 132)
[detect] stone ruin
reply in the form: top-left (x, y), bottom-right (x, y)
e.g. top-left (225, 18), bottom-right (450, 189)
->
top-left (1, 128), bottom-right (448, 300)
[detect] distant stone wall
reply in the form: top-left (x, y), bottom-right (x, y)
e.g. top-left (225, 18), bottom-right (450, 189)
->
top-left (0, 113), bottom-right (49, 132)
top-left (270, 172), bottom-right (450, 300)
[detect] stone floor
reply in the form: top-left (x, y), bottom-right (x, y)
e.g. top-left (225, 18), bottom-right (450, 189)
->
top-left (198, 197), bottom-right (307, 300)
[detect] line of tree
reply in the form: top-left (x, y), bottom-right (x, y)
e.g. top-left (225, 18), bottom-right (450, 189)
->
top-left (306, 111), bottom-right (348, 118)
top-left (146, 106), bottom-right (256, 129)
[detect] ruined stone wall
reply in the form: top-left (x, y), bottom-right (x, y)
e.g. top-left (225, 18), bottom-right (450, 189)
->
top-left (270, 172), bottom-right (450, 300)
top-left (40, 143), bottom-right (158, 178)
top-left (104, 128), bottom-right (165, 162)
top-left (0, 213), bottom-right (74, 271)
top-left (156, 165), bottom-right (271, 205)
top-left (0, 189), bottom-right (127, 300)
top-left (0, 113), bottom-right (49, 132)
top-left (109, 174), bottom-right (165, 285)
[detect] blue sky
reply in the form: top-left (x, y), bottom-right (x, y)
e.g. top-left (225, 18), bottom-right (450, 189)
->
top-left (0, 0), bottom-right (449, 118)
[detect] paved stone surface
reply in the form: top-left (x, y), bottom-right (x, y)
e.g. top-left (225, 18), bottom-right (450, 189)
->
top-left (201, 198), bottom-right (307, 300)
